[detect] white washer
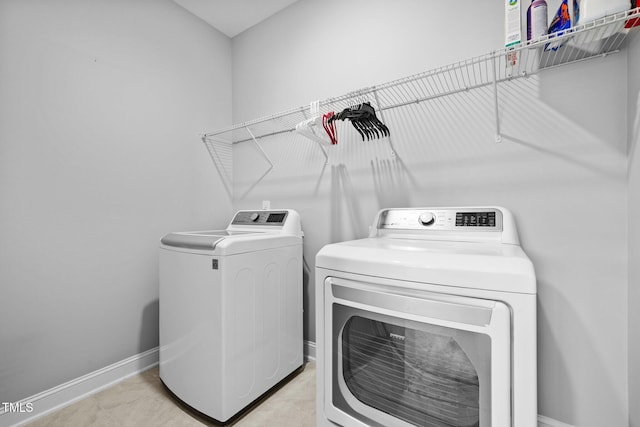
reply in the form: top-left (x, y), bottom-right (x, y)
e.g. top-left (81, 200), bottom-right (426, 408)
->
top-left (159, 209), bottom-right (303, 422)
top-left (315, 207), bottom-right (536, 427)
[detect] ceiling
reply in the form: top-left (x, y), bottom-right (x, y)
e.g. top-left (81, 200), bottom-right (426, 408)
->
top-left (172, 0), bottom-right (300, 38)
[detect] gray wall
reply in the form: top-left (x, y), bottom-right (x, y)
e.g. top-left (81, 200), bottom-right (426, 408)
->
top-left (0, 0), bottom-right (233, 403)
top-left (231, 0), bottom-right (630, 425)
top-left (628, 30), bottom-right (640, 427)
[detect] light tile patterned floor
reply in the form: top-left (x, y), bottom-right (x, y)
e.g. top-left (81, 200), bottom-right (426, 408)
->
top-left (27, 362), bottom-right (316, 427)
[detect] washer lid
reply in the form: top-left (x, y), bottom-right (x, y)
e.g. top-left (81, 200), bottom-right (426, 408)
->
top-left (160, 230), bottom-right (301, 254)
top-left (316, 237), bottom-right (536, 294)
top-left (160, 230), bottom-right (253, 251)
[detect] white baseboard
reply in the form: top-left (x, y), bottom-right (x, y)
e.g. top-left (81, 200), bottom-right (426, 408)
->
top-left (0, 347), bottom-right (159, 427)
top-left (304, 340), bottom-right (316, 361)
top-left (539, 415), bottom-right (576, 427)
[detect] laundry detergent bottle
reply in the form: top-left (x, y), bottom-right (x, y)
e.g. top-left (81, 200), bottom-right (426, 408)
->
top-left (527, 0), bottom-right (548, 40)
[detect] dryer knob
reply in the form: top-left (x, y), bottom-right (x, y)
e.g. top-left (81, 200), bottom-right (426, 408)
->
top-left (418, 212), bottom-right (435, 226)
top-left (250, 213), bottom-right (260, 222)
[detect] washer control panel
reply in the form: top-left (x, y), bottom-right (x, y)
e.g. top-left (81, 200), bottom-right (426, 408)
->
top-left (232, 210), bottom-right (289, 226)
top-left (378, 208), bottom-right (503, 231)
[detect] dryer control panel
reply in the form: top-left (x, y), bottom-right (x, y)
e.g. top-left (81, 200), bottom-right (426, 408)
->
top-left (371, 207), bottom-right (520, 244)
top-left (377, 208), bottom-right (504, 231)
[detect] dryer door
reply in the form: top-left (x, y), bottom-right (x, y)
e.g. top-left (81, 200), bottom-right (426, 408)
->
top-left (323, 277), bottom-right (511, 427)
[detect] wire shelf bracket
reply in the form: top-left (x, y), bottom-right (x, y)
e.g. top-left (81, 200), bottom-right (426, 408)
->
top-left (245, 126), bottom-right (274, 170)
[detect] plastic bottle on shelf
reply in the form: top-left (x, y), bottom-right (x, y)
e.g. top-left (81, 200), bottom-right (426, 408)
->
top-left (527, 0), bottom-right (549, 40)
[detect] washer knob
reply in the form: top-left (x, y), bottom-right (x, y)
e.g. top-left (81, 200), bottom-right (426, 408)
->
top-left (249, 213), bottom-right (260, 222)
top-left (418, 212), bottom-right (435, 226)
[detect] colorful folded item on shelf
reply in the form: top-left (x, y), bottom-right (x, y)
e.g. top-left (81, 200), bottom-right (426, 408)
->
top-left (545, 0), bottom-right (572, 51)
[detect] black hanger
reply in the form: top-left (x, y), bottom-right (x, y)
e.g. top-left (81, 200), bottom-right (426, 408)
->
top-left (330, 102), bottom-right (390, 141)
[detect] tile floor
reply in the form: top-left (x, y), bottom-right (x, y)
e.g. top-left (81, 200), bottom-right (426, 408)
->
top-left (26, 362), bottom-right (316, 427)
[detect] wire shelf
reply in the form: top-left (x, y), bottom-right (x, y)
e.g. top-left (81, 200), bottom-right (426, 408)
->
top-left (203, 7), bottom-right (638, 148)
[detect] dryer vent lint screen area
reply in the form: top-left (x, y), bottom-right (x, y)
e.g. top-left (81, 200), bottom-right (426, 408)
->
top-left (341, 316), bottom-right (483, 427)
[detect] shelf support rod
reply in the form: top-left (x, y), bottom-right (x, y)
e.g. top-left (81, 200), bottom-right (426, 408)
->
top-left (492, 53), bottom-right (502, 143)
top-left (245, 126), bottom-right (274, 169)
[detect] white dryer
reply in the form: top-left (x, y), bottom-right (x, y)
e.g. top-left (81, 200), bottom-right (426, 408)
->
top-left (159, 209), bottom-right (303, 422)
top-left (315, 207), bottom-right (536, 427)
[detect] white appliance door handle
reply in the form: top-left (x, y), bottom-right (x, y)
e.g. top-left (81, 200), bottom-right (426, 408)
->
top-left (330, 278), bottom-right (497, 327)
